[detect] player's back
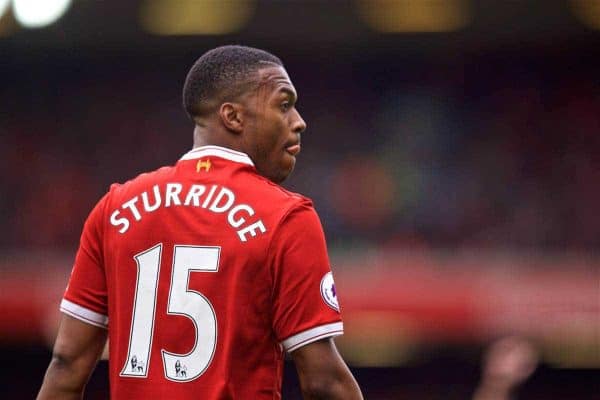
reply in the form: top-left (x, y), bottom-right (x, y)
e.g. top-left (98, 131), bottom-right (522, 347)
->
top-left (92, 147), bottom-right (306, 398)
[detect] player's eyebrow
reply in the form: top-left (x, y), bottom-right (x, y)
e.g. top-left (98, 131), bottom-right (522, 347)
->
top-left (278, 87), bottom-right (297, 102)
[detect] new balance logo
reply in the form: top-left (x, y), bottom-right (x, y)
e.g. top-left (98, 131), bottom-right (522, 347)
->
top-left (196, 159), bottom-right (211, 172)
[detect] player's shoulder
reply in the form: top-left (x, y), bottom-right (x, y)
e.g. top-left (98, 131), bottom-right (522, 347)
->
top-left (107, 165), bottom-right (174, 200)
top-left (242, 176), bottom-right (324, 244)
top-left (245, 171), bottom-right (314, 211)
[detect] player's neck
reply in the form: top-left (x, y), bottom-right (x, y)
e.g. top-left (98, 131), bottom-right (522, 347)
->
top-left (192, 125), bottom-right (244, 154)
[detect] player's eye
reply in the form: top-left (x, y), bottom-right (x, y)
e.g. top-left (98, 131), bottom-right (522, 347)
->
top-left (280, 102), bottom-right (290, 112)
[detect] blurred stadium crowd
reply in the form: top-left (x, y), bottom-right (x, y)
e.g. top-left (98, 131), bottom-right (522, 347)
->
top-left (1, 45), bottom-right (598, 253)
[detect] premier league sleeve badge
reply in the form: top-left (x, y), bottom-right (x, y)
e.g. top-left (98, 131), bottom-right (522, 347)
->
top-left (320, 271), bottom-right (340, 312)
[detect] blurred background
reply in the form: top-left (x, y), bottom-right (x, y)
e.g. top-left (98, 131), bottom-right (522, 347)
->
top-left (1, 0), bottom-right (598, 398)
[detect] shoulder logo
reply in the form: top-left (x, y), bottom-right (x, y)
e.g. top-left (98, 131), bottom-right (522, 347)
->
top-left (320, 272), bottom-right (340, 312)
top-left (196, 159), bottom-right (212, 172)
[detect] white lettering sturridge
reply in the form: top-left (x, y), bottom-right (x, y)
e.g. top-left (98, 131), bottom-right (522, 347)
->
top-left (109, 183), bottom-right (266, 242)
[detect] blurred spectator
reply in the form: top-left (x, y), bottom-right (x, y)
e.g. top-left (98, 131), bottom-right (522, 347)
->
top-left (473, 336), bottom-right (539, 400)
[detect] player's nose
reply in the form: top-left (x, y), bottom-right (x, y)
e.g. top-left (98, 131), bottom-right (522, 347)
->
top-left (292, 109), bottom-right (307, 134)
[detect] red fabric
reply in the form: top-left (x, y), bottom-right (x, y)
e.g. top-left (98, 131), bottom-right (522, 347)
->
top-left (63, 150), bottom-right (342, 399)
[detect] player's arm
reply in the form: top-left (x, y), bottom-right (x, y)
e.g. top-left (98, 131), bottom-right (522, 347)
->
top-left (37, 313), bottom-right (107, 400)
top-left (271, 201), bottom-right (363, 398)
top-left (291, 338), bottom-right (363, 400)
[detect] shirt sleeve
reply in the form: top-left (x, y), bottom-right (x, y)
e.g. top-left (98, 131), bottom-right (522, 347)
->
top-left (60, 193), bottom-right (109, 329)
top-left (270, 200), bottom-right (343, 353)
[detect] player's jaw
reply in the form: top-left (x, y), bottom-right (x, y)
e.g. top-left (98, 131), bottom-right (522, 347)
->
top-left (255, 113), bottom-right (304, 183)
top-left (268, 135), bottom-right (300, 183)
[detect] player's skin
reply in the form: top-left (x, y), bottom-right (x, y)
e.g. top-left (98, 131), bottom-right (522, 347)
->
top-left (37, 64), bottom-right (363, 399)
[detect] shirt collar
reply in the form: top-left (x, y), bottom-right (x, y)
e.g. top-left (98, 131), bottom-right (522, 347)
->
top-left (179, 145), bottom-right (254, 166)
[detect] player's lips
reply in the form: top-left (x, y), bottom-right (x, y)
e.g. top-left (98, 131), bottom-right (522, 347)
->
top-left (286, 144), bottom-right (301, 156)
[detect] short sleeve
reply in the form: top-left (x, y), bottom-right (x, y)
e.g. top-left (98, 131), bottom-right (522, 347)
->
top-left (270, 201), bottom-right (343, 353)
top-left (60, 193), bottom-right (109, 329)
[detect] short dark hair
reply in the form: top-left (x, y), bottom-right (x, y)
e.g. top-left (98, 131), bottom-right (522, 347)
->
top-left (183, 45), bottom-right (283, 119)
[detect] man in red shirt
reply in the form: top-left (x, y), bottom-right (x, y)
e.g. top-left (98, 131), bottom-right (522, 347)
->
top-left (37, 45), bottom-right (363, 399)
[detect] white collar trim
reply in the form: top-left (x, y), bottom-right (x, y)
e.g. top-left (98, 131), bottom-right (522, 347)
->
top-left (179, 145), bottom-right (254, 166)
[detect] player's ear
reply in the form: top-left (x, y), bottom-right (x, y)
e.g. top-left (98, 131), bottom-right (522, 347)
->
top-left (219, 102), bottom-right (244, 134)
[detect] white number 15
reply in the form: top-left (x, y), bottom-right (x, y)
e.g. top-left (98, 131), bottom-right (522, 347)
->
top-left (120, 243), bottom-right (219, 382)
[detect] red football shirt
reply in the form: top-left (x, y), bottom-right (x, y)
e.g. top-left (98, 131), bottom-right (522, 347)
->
top-left (61, 146), bottom-right (343, 399)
